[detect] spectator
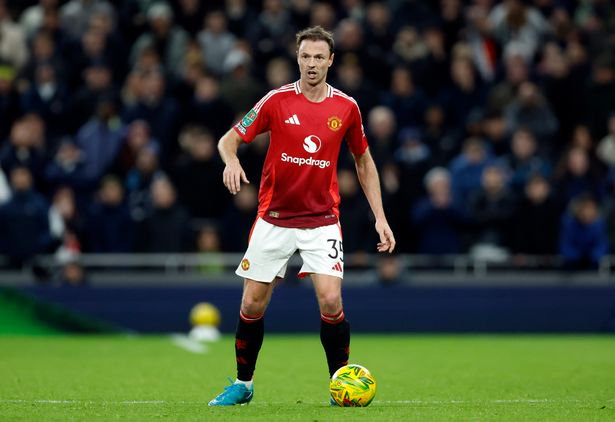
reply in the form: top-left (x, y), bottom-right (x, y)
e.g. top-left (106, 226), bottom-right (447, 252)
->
top-left (59, 260), bottom-right (87, 286)
top-left (44, 138), bottom-right (93, 194)
top-left (412, 167), bottom-right (465, 254)
top-left (113, 120), bottom-right (159, 177)
top-left (512, 174), bottom-right (559, 256)
top-left (390, 25), bottom-right (429, 70)
top-left (87, 175), bottom-right (134, 252)
top-left (20, 62), bottom-right (69, 139)
top-left (173, 40), bottom-right (204, 103)
top-left (381, 66), bottom-right (426, 128)
top-left (332, 53), bottom-right (378, 116)
top-left (265, 57), bottom-right (293, 90)
top-left (553, 146), bottom-right (604, 208)
top-left (449, 137), bottom-right (494, 209)
top-left (488, 0), bottom-right (548, 61)
top-left (440, 56), bottom-right (487, 129)
top-left (395, 127), bottom-right (433, 203)
top-left (74, 95), bottom-right (124, 185)
top-left (48, 186), bottom-right (85, 261)
top-left (187, 75), bottom-right (235, 140)
top-left (467, 164), bottom-right (516, 259)
top-left (481, 110), bottom-right (509, 157)
top-left (337, 168), bottom-right (376, 259)
top-left (559, 195), bottom-right (610, 270)
top-left (503, 81), bottom-right (558, 145)
top-left (224, 0), bottom-right (257, 38)
top-left (171, 125), bottom-right (229, 219)
top-left (0, 64), bottom-right (20, 140)
top-left (0, 0), bottom-right (29, 71)
top-left (334, 19), bottom-right (374, 82)
top-left (60, 0), bottom-right (114, 39)
top-left (538, 42), bottom-right (584, 144)
top-left (377, 254), bottom-right (401, 286)
top-left (486, 51), bottom-right (529, 114)
top-left (465, 3), bottom-right (498, 82)
top-left (0, 116), bottom-right (47, 184)
top-left (125, 144), bottom-right (163, 222)
top-left (0, 166), bottom-right (51, 267)
top-left (596, 112), bottom-right (615, 168)
top-left (501, 127), bottom-right (551, 193)
top-left (195, 223), bottom-right (224, 274)
top-left (219, 46), bottom-right (265, 116)
top-left (246, 0), bottom-right (294, 64)
top-left (422, 103), bottom-right (458, 166)
top-left (136, 176), bottom-right (191, 252)
top-left (69, 61), bottom-right (116, 131)
top-left (309, 1), bottom-right (337, 31)
top-left (130, 2), bottom-right (188, 79)
top-left (583, 55), bottom-right (615, 141)
top-left (364, 1), bottom-right (394, 67)
top-left (122, 67), bottom-right (181, 165)
top-left (20, 0), bottom-right (60, 38)
top-left (173, 0), bottom-right (204, 37)
top-left (198, 10), bottom-right (236, 76)
top-left (365, 106), bottom-right (397, 168)
top-left (420, 26), bottom-right (449, 96)
top-left (0, 166), bottom-right (9, 204)
top-left (20, 30), bottom-right (65, 85)
top-left (65, 26), bottom-right (114, 92)
top-left (222, 183), bottom-right (258, 252)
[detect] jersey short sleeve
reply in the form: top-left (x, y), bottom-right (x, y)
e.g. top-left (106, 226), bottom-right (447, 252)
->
top-left (345, 102), bottom-right (369, 156)
top-left (233, 91), bottom-right (274, 143)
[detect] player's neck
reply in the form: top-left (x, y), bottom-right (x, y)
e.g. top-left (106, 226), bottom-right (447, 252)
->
top-left (299, 79), bottom-right (328, 103)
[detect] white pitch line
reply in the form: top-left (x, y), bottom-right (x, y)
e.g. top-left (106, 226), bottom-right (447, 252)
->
top-left (0, 399), bottom-right (603, 406)
top-left (169, 334), bottom-right (208, 354)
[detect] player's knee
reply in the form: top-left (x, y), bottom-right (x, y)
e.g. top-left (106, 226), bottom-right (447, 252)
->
top-left (318, 292), bottom-right (342, 314)
top-left (241, 294), bottom-right (268, 315)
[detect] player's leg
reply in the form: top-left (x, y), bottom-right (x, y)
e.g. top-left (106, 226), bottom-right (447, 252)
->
top-left (209, 218), bottom-right (295, 406)
top-left (235, 278), bottom-right (276, 383)
top-left (312, 274), bottom-right (350, 378)
top-left (209, 278), bottom-right (277, 406)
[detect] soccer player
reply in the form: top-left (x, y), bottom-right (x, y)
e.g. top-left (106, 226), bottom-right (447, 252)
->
top-left (208, 26), bottom-right (396, 406)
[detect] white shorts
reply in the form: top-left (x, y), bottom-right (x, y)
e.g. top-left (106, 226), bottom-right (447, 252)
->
top-left (235, 218), bottom-right (344, 283)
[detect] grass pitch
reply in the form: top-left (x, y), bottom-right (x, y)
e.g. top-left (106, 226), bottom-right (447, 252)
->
top-left (0, 335), bottom-right (614, 420)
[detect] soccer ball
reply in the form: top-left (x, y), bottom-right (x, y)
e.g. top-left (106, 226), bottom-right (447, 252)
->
top-left (329, 364), bottom-right (377, 407)
top-left (189, 302), bottom-right (221, 327)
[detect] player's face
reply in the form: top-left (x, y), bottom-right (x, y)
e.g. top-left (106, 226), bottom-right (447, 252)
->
top-left (297, 40), bottom-right (334, 87)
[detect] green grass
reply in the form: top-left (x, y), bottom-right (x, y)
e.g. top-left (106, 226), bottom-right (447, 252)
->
top-left (0, 335), bottom-right (614, 420)
top-left (0, 292), bottom-right (59, 335)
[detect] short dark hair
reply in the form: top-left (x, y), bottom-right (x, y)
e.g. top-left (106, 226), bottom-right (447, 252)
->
top-left (296, 26), bottom-right (334, 55)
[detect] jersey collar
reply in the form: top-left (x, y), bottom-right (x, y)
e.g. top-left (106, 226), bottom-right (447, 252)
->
top-left (294, 80), bottom-right (333, 98)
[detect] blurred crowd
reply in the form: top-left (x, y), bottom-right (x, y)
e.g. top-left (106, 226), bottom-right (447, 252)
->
top-left (0, 0), bottom-right (614, 275)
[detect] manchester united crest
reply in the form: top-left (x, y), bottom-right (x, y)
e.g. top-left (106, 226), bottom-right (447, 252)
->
top-left (241, 258), bottom-right (250, 271)
top-left (327, 116), bottom-right (342, 132)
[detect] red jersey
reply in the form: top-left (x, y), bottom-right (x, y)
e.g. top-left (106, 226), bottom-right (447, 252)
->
top-left (234, 81), bottom-right (369, 228)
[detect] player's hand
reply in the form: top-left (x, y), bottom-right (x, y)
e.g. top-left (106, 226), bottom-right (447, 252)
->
top-left (375, 219), bottom-right (396, 253)
top-left (223, 159), bottom-right (249, 195)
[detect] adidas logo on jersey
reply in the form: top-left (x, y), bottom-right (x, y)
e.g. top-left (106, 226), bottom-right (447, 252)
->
top-left (331, 262), bottom-right (343, 272)
top-left (284, 114), bottom-right (301, 125)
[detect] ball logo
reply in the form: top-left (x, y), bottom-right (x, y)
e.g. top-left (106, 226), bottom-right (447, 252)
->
top-left (241, 258), bottom-right (250, 271)
top-left (303, 135), bottom-right (322, 153)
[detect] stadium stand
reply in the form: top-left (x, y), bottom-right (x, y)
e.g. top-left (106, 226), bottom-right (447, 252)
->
top-left (0, 0), bottom-right (614, 280)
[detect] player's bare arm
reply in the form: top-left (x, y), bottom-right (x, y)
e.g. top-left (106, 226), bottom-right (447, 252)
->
top-left (353, 149), bottom-right (396, 253)
top-left (218, 128), bottom-right (250, 195)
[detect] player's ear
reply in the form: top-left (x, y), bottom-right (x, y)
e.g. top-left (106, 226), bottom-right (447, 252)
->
top-left (329, 52), bottom-right (334, 67)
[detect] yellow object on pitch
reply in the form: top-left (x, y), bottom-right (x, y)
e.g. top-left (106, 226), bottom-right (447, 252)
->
top-left (330, 364), bottom-right (377, 407)
top-left (189, 302), bottom-right (221, 327)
